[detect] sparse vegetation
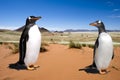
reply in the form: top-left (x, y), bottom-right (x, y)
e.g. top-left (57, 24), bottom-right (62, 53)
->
top-left (69, 41), bottom-right (95, 49)
top-left (0, 30), bottom-right (120, 47)
top-left (0, 42), bottom-right (48, 54)
top-left (0, 30), bottom-right (21, 41)
top-left (40, 42), bottom-right (48, 52)
top-left (40, 46), bottom-right (48, 52)
top-left (12, 43), bottom-right (19, 54)
top-left (6, 43), bottom-right (19, 54)
top-left (0, 42), bottom-right (3, 45)
top-left (81, 44), bottom-right (87, 47)
top-left (69, 41), bottom-right (82, 49)
top-left (41, 42), bottom-right (49, 46)
top-left (88, 44), bottom-right (94, 49)
top-left (7, 45), bottom-right (13, 50)
top-left (69, 40), bottom-right (75, 48)
top-left (114, 44), bottom-right (120, 47)
top-left (11, 42), bottom-right (48, 53)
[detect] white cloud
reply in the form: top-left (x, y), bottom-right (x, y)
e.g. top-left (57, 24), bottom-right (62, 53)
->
top-left (108, 15), bottom-right (120, 18)
top-left (106, 1), bottom-right (114, 6)
top-left (113, 9), bottom-right (120, 12)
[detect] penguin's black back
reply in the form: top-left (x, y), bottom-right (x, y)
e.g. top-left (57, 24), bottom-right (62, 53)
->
top-left (92, 37), bottom-right (99, 68)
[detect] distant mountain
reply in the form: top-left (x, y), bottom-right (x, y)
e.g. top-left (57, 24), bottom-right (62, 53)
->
top-left (0, 28), bottom-right (120, 33)
top-left (15, 26), bottom-right (50, 32)
top-left (64, 29), bottom-right (96, 32)
top-left (63, 29), bottom-right (120, 32)
top-left (0, 29), bottom-right (11, 32)
top-left (15, 26), bottom-right (25, 32)
top-left (40, 27), bottom-right (50, 32)
top-left (106, 30), bottom-right (120, 32)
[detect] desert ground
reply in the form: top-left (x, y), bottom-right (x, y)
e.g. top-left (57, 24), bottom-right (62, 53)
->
top-left (0, 43), bottom-right (120, 80)
top-left (0, 31), bottom-right (120, 80)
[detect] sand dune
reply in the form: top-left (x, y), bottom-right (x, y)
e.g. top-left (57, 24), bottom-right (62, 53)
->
top-left (0, 44), bottom-right (120, 80)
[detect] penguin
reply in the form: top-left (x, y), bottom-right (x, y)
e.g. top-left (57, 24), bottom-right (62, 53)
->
top-left (17, 16), bottom-right (42, 70)
top-left (89, 20), bottom-right (114, 74)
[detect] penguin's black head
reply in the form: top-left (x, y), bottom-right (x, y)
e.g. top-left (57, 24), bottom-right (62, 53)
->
top-left (26, 16), bottom-right (42, 25)
top-left (89, 20), bottom-right (103, 28)
top-left (89, 20), bottom-right (106, 33)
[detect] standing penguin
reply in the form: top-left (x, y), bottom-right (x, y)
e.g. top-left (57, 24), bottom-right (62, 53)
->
top-left (89, 20), bottom-right (114, 74)
top-left (17, 16), bottom-right (41, 70)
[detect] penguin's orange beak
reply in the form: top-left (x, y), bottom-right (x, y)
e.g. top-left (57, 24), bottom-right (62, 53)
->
top-left (32, 16), bottom-right (42, 20)
top-left (89, 23), bottom-right (97, 26)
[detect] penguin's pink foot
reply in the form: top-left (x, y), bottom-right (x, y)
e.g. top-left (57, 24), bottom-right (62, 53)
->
top-left (99, 69), bottom-right (110, 75)
top-left (33, 65), bottom-right (40, 68)
top-left (27, 65), bottom-right (35, 70)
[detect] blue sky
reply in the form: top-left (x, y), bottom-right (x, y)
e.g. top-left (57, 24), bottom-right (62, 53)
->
top-left (0, 0), bottom-right (120, 31)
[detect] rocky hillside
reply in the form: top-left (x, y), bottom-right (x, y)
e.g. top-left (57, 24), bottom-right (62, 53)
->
top-left (15, 26), bottom-right (50, 32)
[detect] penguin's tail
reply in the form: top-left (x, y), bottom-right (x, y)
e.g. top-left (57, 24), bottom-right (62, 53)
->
top-left (79, 64), bottom-right (96, 71)
top-left (8, 62), bottom-right (26, 70)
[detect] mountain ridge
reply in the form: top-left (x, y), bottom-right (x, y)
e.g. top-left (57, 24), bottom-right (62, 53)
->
top-left (0, 28), bottom-right (120, 32)
top-left (14, 26), bottom-right (50, 32)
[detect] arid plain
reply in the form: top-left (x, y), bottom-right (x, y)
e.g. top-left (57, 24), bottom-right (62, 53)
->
top-left (0, 30), bottom-right (120, 80)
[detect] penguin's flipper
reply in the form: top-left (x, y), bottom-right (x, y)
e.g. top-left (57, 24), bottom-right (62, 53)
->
top-left (18, 26), bottom-right (29, 64)
top-left (94, 38), bottom-right (99, 57)
top-left (90, 37), bottom-right (99, 68)
top-left (112, 51), bottom-right (114, 59)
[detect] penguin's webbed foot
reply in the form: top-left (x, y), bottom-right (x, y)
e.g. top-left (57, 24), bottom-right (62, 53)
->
top-left (33, 65), bottom-right (40, 68)
top-left (27, 65), bottom-right (36, 71)
top-left (27, 65), bottom-right (40, 70)
top-left (99, 69), bottom-right (110, 75)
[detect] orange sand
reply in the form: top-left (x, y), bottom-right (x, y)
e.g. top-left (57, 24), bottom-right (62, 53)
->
top-left (0, 44), bottom-right (120, 80)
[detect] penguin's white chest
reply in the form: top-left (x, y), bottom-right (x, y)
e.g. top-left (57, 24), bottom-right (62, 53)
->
top-left (24, 25), bottom-right (41, 66)
top-left (95, 32), bottom-right (113, 70)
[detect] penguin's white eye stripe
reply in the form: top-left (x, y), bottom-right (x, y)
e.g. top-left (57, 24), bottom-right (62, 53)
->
top-left (28, 17), bottom-right (31, 20)
top-left (98, 20), bottom-right (102, 23)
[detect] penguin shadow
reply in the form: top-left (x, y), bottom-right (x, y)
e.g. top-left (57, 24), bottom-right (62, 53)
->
top-left (8, 62), bottom-right (27, 70)
top-left (78, 65), bottom-right (99, 74)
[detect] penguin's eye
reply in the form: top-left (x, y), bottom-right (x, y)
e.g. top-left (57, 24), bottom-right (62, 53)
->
top-left (98, 20), bottom-right (102, 24)
top-left (28, 17), bottom-right (31, 20)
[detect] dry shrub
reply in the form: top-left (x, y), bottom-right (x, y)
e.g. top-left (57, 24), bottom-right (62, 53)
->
top-left (81, 44), bottom-right (87, 47)
top-left (40, 42), bottom-right (49, 52)
top-left (40, 46), bottom-right (48, 52)
top-left (0, 42), bottom-right (3, 45)
top-left (12, 43), bottom-right (19, 54)
top-left (69, 41), bottom-right (82, 49)
top-left (88, 44), bottom-right (94, 49)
